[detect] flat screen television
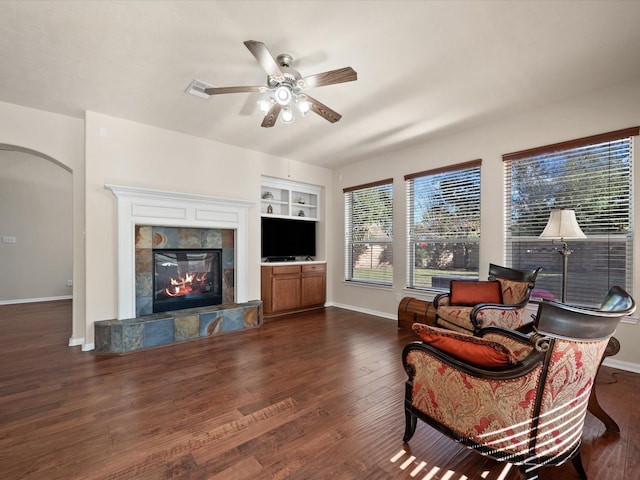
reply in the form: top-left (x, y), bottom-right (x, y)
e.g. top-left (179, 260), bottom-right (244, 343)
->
top-left (261, 217), bottom-right (316, 260)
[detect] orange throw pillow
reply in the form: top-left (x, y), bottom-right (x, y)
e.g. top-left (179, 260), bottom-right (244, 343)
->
top-left (449, 280), bottom-right (502, 306)
top-left (412, 323), bottom-right (515, 368)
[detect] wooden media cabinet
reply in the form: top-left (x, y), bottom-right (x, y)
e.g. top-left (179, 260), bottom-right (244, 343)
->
top-left (261, 262), bottom-right (326, 317)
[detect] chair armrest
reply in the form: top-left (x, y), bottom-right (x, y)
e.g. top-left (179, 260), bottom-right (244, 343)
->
top-left (471, 300), bottom-right (528, 315)
top-left (470, 301), bottom-right (529, 330)
top-left (477, 326), bottom-right (535, 362)
top-left (433, 293), bottom-right (450, 308)
top-left (477, 325), bottom-right (531, 341)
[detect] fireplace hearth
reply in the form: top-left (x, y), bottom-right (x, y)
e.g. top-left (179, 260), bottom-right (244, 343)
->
top-left (153, 249), bottom-right (222, 313)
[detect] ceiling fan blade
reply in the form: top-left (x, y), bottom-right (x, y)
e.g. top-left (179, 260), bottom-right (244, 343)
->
top-left (204, 86), bottom-right (263, 95)
top-left (244, 40), bottom-right (284, 80)
top-left (301, 67), bottom-right (357, 89)
top-left (261, 103), bottom-right (282, 128)
top-left (306, 95), bottom-right (342, 123)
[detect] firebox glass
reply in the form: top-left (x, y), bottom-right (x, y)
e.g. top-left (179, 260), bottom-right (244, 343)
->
top-left (153, 249), bottom-right (222, 313)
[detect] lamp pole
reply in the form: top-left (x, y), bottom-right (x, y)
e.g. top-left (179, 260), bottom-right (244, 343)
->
top-left (540, 209), bottom-right (585, 304)
top-left (554, 239), bottom-right (572, 303)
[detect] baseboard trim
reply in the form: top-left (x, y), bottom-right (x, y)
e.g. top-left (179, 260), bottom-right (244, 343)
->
top-left (0, 295), bottom-right (72, 305)
top-left (603, 357), bottom-right (640, 374)
top-left (329, 302), bottom-right (396, 321)
top-left (68, 337), bottom-right (84, 347)
top-left (82, 343), bottom-right (95, 352)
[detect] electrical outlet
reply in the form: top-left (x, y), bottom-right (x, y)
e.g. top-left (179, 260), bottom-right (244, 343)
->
top-left (67, 280), bottom-right (73, 287)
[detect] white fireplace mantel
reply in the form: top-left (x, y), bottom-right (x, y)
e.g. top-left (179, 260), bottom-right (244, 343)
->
top-left (106, 184), bottom-right (254, 320)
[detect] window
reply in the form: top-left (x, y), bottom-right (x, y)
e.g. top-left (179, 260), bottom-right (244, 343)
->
top-left (504, 127), bottom-right (638, 306)
top-left (405, 160), bottom-right (481, 290)
top-left (344, 179), bottom-right (393, 285)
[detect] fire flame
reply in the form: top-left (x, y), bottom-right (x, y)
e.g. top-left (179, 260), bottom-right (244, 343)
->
top-left (164, 272), bottom-right (209, 297)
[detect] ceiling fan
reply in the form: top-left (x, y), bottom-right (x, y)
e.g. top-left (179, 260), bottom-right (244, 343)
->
top-left (204, 40), bottom-right (357, 127)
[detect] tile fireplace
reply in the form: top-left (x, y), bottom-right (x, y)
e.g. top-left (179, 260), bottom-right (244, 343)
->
top-left (106, 184), bottom-right (253, 320)
top-left (99, 185), bottom-right (260, 355)
top-left (135, 225), bottom-right (234, 316)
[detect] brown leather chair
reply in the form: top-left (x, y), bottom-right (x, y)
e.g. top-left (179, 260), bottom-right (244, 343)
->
top-left (402, 286), bottom-right (635, 480)
top-left (434, 263), bottom-right (541, 334)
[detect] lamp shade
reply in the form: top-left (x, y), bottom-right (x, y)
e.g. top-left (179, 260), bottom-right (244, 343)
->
top-left (540, 209), bottom-right (586, 239)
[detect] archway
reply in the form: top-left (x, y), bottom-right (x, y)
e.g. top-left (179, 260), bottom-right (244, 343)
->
top-left (0, 145), bottom-right (74, 341)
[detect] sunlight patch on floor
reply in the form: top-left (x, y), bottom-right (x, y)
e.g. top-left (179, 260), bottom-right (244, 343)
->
top-left (410, 461), bottom-right (427, 476)
top-left (391, 448), bottom-right (513, 479)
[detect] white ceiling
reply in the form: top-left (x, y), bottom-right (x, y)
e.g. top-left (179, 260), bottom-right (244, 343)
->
top-left (1, 0), bottom-right (640, 169)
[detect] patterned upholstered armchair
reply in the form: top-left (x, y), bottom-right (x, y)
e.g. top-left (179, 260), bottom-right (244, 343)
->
top-left (402, 286), bottom-right (635, 480)
top-left (434, 263), bottom-right (541, 334)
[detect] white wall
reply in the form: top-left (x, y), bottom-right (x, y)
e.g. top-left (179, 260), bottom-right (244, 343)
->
top-left (84, 111), bottom-right (332, 345)
top-left (0, 101), bottom-right (85, 346)
top-left (330, 76), bottom-right (640, 368)
top-left (0, 150), bottom-right (72, 301)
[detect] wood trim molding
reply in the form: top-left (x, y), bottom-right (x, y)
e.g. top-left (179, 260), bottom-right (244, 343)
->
top-left (503, 127), bottom-right (640, 162)
top-left (404, 159), bottom-right (482, 180)
top-left (343, 178), bottom-right (393, 193)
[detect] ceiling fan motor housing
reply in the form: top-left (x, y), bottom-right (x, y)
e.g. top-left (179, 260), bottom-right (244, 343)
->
top-left (276, 54), bottom-right (293, 67)
top-left (268, 54), bottom-right (304, 92)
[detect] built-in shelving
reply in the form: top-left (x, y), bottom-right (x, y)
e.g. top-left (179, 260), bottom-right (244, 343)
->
top-left (261, 176), bottom-right (321, 221)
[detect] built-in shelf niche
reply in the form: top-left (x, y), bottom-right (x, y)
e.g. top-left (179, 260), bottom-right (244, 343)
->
top-left (260, 176), bottom-right (320, 221)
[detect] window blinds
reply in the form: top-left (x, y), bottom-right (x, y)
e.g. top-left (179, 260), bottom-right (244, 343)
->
top-left (405, 160), bottom-right (481, 289)
top-left (503, 128), bottom-right (637, 306)
top-left (344, 179), bottom-right (393, 285)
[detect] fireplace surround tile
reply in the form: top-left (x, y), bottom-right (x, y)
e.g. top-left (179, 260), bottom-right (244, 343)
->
top-left (94, 300), bottom-right (262, 354)
top-left (135, 226), bottom-right (234, 316)
top-left (135, 226), bottom-right (152, 249)
top-left (243, 307), bottom-right (260, 328)
top-left (122, 322), bottom-right (145, 352)
top-left (174, 314), bottom-right (199, 341)
top-left (200, 312), bottom-right (223, 336)
top-left (144, 317), bottom-right (174, 348)
top-left (221, 308), bottom-right (243, 332)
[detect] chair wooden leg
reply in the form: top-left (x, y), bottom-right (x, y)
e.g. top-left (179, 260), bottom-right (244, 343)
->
top-left (571, 450), bottom-right (588, 480)
top-left (588, 386), bottom-right (620, 432)
top-left (587, 336), bottom-right (621, 432)
top-left (403, 409), bottom-right (417, 442)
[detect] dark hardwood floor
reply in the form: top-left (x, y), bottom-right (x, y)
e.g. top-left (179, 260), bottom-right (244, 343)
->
top-left (0, 300), bottom-right (638, 479)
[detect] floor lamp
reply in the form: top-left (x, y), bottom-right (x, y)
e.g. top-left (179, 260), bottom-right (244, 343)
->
top-left (539, 209), bottom-right (586, 303)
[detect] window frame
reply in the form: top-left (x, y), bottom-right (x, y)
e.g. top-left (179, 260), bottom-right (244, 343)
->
top-left (405, 160), bottom-right (482, 292)
top-left (503, 127), bottom-right (638, 306)
top-left (343, 178), bottom-right (394, 286)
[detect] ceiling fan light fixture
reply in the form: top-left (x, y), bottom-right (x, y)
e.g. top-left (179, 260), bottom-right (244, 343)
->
top-left (281, 107), bottom-right (294, 123)
top-left (274, 85), bottom-right (292, 105)
top-left (257, 97), bottom-right (273, 113)
top-left (295, 95), bottom-right (311, 115)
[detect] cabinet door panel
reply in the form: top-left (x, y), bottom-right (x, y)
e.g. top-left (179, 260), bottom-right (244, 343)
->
top-left (301, 274), bottom-right (326, 308)
top-left (271, 275), bottom-right (301, 312)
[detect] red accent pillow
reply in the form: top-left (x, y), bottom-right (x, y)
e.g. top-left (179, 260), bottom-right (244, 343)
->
top-left (412, 323), bottom-right (515, 368)
top-left (449, 280), bottom-right (502, 306)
